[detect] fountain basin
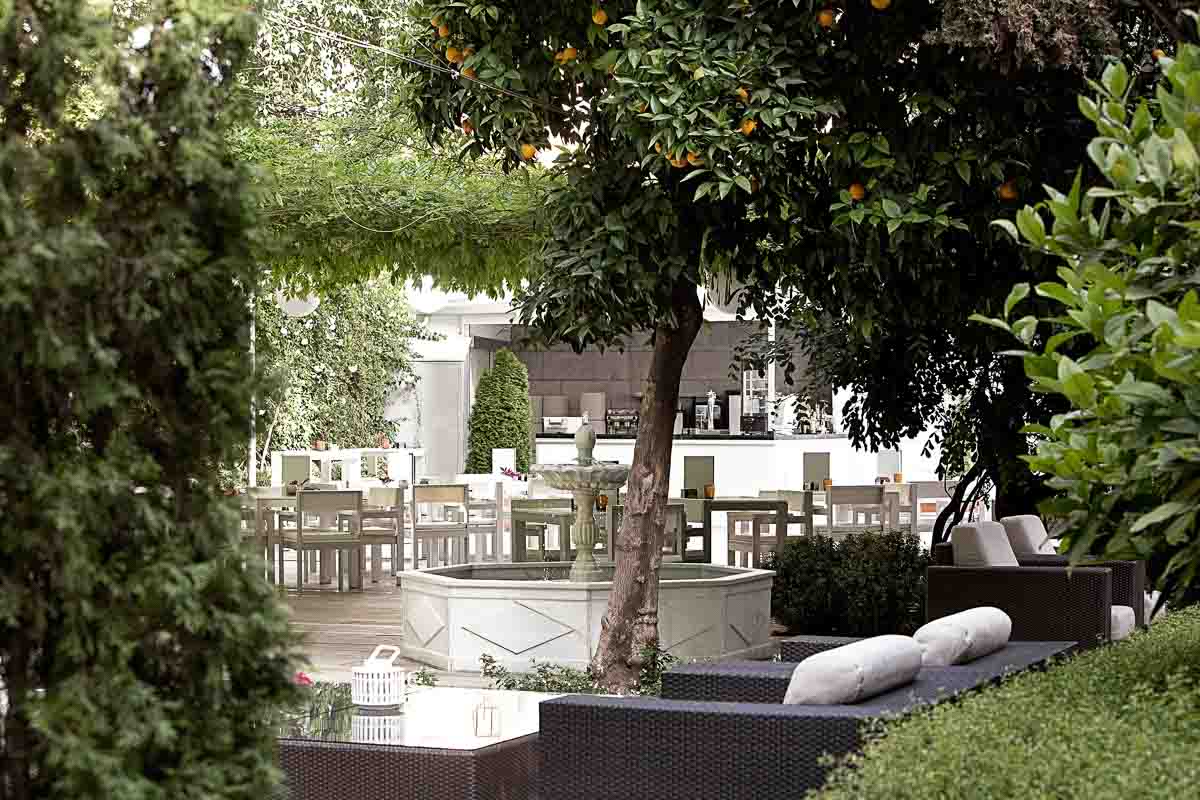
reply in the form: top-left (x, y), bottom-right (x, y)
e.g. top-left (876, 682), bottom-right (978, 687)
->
top-left (401, 562), bottom-right (775, 672)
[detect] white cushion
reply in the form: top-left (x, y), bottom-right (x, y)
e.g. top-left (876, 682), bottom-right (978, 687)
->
top-left (1145, 591), bottom-right (1166, 624)
top-left (1111, 605), bottom-right (1136, 641)
top-left (951, 521), bottom-right (1019, 567)
top-left (1000, 515), bottom-right (1058, 555)
top-left (914, 607), bottom-right (1013, 666)
top-left (782, 635), bottom-right (922, 705)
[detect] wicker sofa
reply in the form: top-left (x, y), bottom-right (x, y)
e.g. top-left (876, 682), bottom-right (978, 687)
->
top-left (928, 541), bottom-right (1146, 643)
top-left (538, 640), bottom-right (1074, 800)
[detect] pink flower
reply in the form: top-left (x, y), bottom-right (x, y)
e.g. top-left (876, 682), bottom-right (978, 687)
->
top-left (293, 670), bottom-right (314, 687)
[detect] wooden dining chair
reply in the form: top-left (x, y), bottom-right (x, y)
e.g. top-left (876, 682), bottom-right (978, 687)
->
top-left (361, 485), bottom-right (406, 582)
top-left (823, 485), bottom-right (896, 539)
top-left (410, 484), bottom-right (470, 568)
top-left (278, 490), bottom-right (363, 592)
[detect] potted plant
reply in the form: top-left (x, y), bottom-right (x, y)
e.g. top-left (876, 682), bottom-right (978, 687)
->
top-left (312, 434), bottom-right (327, 451)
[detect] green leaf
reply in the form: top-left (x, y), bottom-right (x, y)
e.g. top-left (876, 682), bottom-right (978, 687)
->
top-left (1057, 356), bottom-right (1097, 408)
top-left (969, 313), bottom-right (1011, 332)
top-left (955, 161), bottom-right (972, 184)
top-left (882, 198), bottom-right (902, 218)
top-left (1004, 283), bottom-right (1030, 318)
top-left (992, 219), bottom-right (1020, 242)
top-left (1102, 62), bottom-right (1130, 97)
top-left (1015, 208), bottom-right (1046, 247)
top-left (1035, 282), bottom-right (1080, 309)
top-left (1130, 501), bottom-right (1191, 533)
top-left (1013, 315), bottom-right (1038, 345)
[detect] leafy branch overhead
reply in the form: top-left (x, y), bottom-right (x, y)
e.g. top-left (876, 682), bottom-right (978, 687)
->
top-left (975, 48), bottom-right (1200, 601)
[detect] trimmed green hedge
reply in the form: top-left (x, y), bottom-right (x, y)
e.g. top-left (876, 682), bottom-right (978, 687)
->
top-left (814, 606), bottom-right (1200, 799)
top-left (466, 349), bottom-right (532, 473)
top-left (765, 531), bottom-right (929, 636)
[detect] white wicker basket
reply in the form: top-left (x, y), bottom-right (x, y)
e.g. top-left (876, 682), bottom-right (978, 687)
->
top-left (351, 645), bottom-right (407, 707)
top-left (351, 711), bottom-right (406, 743)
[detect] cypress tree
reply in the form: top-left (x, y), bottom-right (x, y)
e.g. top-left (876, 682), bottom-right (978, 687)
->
top-left (465, 349), bottom-right (532, 473)
top-left (0, 3), bottom-right (300, 797)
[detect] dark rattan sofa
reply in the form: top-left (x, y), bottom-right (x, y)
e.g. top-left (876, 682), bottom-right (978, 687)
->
top-left (538, 640), bottom-right (1074, 800)
top-left (928, 542), bottom-right (1146, 644)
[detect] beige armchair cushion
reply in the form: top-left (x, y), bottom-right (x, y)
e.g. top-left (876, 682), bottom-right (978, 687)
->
top-left (1000, 515), bottom-right (1058, 555)
top-left (951, 521), bottom-right (1018, 567)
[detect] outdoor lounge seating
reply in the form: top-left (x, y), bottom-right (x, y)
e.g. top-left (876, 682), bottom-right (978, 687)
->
top-left (927, 521), bottom-right (1142, 645)
top-left (539, 640), bottom-right (1074, 800)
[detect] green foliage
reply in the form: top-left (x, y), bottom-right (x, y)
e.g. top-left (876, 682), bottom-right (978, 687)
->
top-left (765, 532), bottom-right (929, 636)
top-left (478, 642), bottom-right (677, 696)
top-left (465, 349), bottom-right (532, 473)
top-left (0, 2), bottom-right (301, 797)
top-left (233, 0), bottom-right (545, 298)
top-left (814, 606), bottom-right (1200, 800)
top-left (253, 281), bottom-right (424, 475)
top-left (979, 39), bottom-right (1200, 601)
top-left (735, 0), bottom-right (1168, 517)
top-left (411, 667), bottom-right (440, 687)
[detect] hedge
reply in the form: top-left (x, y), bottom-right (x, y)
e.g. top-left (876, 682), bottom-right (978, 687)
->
top-left (466, 349), bottom-right (532, 473)
top-left (765, 531), bottom-right (929, 636)
top-left (814, 605), bottom-right (1200, 799)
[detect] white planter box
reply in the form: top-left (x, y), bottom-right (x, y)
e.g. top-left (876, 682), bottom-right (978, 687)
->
top-left (401, 563), bottom-right (774, 672)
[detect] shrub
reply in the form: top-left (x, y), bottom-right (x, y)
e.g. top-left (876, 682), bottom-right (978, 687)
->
top-left (479, 643), bottom-right (677, 696)
top-left (978, 38), bottom-right (1200, 601)
top-left (764, 531), bottom-right (929, 636)
top-left (466, 349), bottom-right (533, 473)
top-left (0, 3), bottom-right (301, 798)
top-left (815, 606), bottom-right (1200, 800)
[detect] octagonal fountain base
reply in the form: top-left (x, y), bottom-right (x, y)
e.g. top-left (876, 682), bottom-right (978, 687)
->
top-left (400, 562), bottom-right (775, 672)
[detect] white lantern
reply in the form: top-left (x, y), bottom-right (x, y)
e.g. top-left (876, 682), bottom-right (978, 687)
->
top-left (351, 645), bottom-right (408, 707)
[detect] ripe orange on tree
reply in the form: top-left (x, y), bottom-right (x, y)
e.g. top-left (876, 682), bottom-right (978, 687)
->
top-left (446, 47), bottom-right (462, 63)
top-left (848, 182), bottom-right (866, 201)
top-left (870, 0), bottom-right (891, 9)
top-left (655, 142), bottom-right (664, 153)
top-left (1153, 48), bottom-right (1166, 60)
top-left (670, 156), bottom-right (689, 168)
top-left (736, 86), bottom-right (750, 103)
top-left (997, 180), bottom-right (1018, 201)
top-left (430, 16), bottom-right (441, 27)
top-left (462, 66), bottom-right (477, 79)
top-left (593, 8), bottom-right (608, 25)
top-left (521, 143), bottom-right (538, 161)
top-left (438, 23), bottom-right (450, 38)
top-left (687, 151), bottom-right (705, 166)
top-left (462, 118), bottom-right (475, 135)
top-left (740, 118), bottom-right (757, 135)
top-left (817, 9), bottom-right (835, 28)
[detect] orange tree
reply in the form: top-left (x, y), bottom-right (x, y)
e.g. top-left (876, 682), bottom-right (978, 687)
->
top-left (397, 0), bottom-right (1178, 687)
top-left (737, 0), bottom-right (1181, 537)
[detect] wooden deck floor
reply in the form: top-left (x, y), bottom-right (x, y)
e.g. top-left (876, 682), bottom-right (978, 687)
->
top-left (281, 563), bottom-right (489, 687)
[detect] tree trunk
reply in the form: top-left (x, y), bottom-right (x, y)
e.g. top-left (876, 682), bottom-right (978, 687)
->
top-left (592, 281), bottom-right (703, 692)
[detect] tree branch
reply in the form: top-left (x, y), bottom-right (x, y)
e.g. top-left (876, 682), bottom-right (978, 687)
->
top-left (1139, 0), bottom-right (1192, 44)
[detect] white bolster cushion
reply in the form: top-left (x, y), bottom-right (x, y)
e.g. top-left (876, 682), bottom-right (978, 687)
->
top-left (1111, 605), bottom-right (1136, 641)
top-left (914, 607), bottom-right (1013, 666)
top-left (782, 635), bottom-right (923, 705)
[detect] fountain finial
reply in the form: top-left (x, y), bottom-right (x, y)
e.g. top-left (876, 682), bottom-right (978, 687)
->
top-left (575, 412), bottom-right (596, 466)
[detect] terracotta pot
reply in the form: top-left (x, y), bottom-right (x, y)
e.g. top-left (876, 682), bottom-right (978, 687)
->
top-left (314, 440), bottom-right (327, 451)
top-left (822, 478), bottom-right (833, 489)
top-left (703, 483), bottom-right (716, 499)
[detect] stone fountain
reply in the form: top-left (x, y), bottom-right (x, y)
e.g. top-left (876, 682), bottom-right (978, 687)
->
top-left (532, 415), bottom-right (630, 582)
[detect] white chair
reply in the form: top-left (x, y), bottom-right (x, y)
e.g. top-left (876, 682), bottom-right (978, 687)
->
top-left (907, 480), bottom-right (957, 548)
top-left (410, 484), bottom-right (470, 568)
top-left (279, 490), bottom-right (363, 592)
top-left (822, 486), bottom-right (897, 538)
top-left (360, 485), bottom-right (406, 582)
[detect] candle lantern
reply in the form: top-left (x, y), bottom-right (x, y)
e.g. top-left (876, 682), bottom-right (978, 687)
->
top-left (473, 695), bottom-right (501, 738)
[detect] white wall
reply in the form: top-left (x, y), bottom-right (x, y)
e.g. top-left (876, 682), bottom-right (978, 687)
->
top-left (534, 432), bottom-right (942, 498)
